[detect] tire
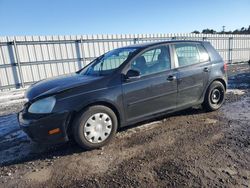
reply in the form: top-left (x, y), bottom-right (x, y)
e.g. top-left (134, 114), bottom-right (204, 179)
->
top-left (202, 81), bottom-right (225, 112)
top-left (72, 105), bottom-right (118, 150)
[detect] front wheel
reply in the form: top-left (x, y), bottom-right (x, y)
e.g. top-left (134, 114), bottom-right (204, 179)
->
top-left (73, 105), bottom-right (118, 150)
top-left (202, 81), bottom-right (225, 112)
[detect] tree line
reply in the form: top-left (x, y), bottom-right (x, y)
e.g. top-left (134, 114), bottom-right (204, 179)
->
top-left (192, 26), bottom-right (250, 34)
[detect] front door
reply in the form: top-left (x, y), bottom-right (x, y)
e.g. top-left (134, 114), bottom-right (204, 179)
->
top-left (122, 45), bottom-right (177, 122)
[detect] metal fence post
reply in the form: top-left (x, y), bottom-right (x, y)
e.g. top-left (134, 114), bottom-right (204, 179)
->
top-left (13, 40), bottom-right (25, 88)
top-left (80, 37), bottom-right (86, 67)
top-left (228, 37), bottom-right (233, 64)
top-left (133, 38), bottom-right (138, 44)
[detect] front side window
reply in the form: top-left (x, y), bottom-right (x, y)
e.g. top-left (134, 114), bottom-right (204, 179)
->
top-left (80, 47), bottom-right (138, 76)
top-left (131, 46), bottom-right (171, 76)
top-left (174, 43), bottom-right (200, 67)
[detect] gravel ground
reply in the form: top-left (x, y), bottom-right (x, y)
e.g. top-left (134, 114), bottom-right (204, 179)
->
top-left (0, 63), bottom-right (249, 188)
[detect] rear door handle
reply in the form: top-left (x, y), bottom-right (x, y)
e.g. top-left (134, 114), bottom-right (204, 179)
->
top-left (203, 67), bottom-right (209, 72)
top-left (167, 75), bottom-right (176, 81)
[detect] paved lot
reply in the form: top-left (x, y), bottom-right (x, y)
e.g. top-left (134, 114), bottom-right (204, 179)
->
top-left (0, 63), bottom-right (249, 188)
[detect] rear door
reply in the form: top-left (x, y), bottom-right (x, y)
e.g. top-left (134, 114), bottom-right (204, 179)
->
top-left (122, 45), bottom-right (177, 122)
top-left (173, 43), bottom-right (211, 107)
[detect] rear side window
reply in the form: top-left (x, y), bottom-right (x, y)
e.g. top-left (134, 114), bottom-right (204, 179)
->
top-left (174, 43), bottom-right (200, 66)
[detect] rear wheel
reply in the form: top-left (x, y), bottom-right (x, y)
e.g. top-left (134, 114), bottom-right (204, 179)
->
top-left (73, 105), bottom-right (118, 150)
top-left (202, 81), bottom-right (225, 111)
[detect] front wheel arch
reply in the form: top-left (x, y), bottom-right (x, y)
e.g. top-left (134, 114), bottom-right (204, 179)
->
top-left (67, 101), bottom-right (121, 139)
top-left (80, 101), bottom-right (121, 127)
top-left (72, 105), bottom-right (118, 149)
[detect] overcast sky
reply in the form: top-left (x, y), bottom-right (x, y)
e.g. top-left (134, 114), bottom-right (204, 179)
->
top-left (0, 0), bottom-right (249, 36)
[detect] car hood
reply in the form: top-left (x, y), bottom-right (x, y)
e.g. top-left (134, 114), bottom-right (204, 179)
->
top-left (26, 73), bottom-right (102, 101)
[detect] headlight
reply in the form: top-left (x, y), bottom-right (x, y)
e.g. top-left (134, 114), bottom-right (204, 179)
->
top-left (28, 96), bottom-right (56, 114)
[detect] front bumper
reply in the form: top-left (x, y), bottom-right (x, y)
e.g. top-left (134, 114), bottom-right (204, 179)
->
top-left (18, 111), bottom-right (71, 144)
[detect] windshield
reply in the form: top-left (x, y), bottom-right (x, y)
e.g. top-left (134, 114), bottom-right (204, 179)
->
top-left (80, 47), bottom-right (138, 76)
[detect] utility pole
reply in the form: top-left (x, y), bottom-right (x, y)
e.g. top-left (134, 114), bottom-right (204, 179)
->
top-left (222, 26), bottom-right (226, 33)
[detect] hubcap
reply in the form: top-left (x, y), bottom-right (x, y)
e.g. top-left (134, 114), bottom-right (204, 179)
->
top-left (84, 113), bottom-right (112, 143)
top-left (211, 88), bottom-right (221, 104)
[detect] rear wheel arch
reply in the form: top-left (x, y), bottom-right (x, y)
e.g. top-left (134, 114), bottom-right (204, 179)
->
top-left (202, 80), bottom-right (226, 111)
top-left (213, 78), bottom-right (227, 91)
top-left (202, 78), bottom-right (226, 99)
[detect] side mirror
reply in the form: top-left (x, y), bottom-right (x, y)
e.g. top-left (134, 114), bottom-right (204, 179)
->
top-left (126, 69), bottom-right (141, 79)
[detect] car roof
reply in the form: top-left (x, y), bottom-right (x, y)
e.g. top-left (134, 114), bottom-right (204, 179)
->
top-left (122, 40), bottom-right (209, 49)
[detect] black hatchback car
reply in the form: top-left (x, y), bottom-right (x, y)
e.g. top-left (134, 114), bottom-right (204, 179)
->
top-left (19, 40), bottom-right (227, 149)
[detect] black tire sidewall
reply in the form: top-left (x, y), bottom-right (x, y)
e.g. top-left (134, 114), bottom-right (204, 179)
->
top-left (73, 105), bottom-right (118, 150)
top-left (204, 81), bottom-right (225, 111)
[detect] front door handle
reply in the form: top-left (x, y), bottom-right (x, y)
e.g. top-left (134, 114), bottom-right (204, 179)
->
top-left (167, 75), bottom-right (176, 81)
top-left (203, 67), bottom-right (209, 72)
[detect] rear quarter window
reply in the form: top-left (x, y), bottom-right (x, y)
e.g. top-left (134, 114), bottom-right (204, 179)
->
top-left (202, 42), bottom-right (223, 63)
top-left (197, 44), bottom-right (209, 62)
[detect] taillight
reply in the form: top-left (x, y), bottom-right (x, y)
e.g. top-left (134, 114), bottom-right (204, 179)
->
top-left (224, 62), bottom-right (227, 71)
